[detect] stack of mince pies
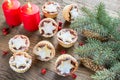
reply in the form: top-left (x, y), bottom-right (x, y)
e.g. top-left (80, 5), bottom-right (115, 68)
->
top-left (8, 35), bottom-right (32, 73)
top-left (8, 1), bottom-right (79, 77)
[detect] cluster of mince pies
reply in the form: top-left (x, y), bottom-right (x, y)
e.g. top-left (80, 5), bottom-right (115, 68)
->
top-left (8, 1), bottom-right (79, 76)
top-left (8, 34), bottom-right (78, 76)
top-left (41, 1), bottom-right (79, 22)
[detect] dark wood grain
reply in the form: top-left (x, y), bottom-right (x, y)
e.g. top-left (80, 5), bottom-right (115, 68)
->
top-left (0, 0), bottom-right (119, 80)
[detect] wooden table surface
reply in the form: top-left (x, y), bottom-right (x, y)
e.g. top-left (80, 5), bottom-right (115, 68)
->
top-left (0, 0), bottom-right (119, 80)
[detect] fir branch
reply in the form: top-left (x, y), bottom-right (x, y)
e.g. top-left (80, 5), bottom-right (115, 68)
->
top-left (91, 69), bottom-right (116, 80)
top-left (75, 38), bottom-right (116, 66)
top-left (74, 39), bottom-right (101, 57)
top-left (110, 62), bottom-right (120, 74)
top-left (72, 2), bottom-right (120, 79)
top-left (81, 7), bottom-right (97, 23)
top-left (70, 2), bottom-right (120, 40)
top-left (109, 62), bottom-right (120, 80)
top-left (103, 41), bottom-right (120, 60)
top-left (92, 63), bottom-right (120, 80)
top-left (93, 47), bottom-right (115, 65)
top-left (84, 23), bottom-right (108, 37)
top-left (95, 2), bottom-right (111, 28)
top-left (75, 43), bottom-right (100, 57)
top-left (71, 17), bottom-right (92, 31)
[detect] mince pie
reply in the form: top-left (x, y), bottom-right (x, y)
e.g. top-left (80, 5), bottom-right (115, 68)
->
top-left (55, 54), bottom-right (78, 76)
top-left (42, 1), bottom-right (60, 18)
top-left (57, 28), bottom-right (78, 48)
top-left (33, 41), bottom-right (55, 61)
top-left (8, 35), bottom-right (30, 53)
top-left (63, 4), bottom-right (79, 22)
top-left (9, 52), bottom-right (32, 73)
top-left (39, 18), bottom-right (58, 38)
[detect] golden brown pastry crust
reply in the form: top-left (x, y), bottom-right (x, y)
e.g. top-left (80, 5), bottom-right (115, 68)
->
top-left (33, 40), bottom-right (55, 61)
top-left (8, 35), bottom-right (30, 53)
top-left (55, 54), bottom-right (78, 76)
top-left (9, 52), bottom-right (32, 73)
top-left (57, 28), bottom-right (78, 48)
top-left (42, 1), bottom-right (60, 18)
top-left (39, 18), bottom-right (58, 38)
top-left (62, 4), bottom-right (78, 22)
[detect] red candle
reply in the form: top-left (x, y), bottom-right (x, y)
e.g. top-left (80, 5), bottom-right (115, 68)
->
top-left (20, 2), bottom-right (40, 32)
top-left (2, 0), bottom-right (21, 27)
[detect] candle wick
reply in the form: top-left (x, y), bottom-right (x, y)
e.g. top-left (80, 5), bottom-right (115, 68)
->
top-left (27, 2), bottom-right (32, 12)
top-left (27, 7), bottom-right (32, 12)
top-left (7, 0), bottom-right (13, 8)
top-left (8, 0), bottom-right (11, 3)
top-left (29, 6), bottom-right (32, 10)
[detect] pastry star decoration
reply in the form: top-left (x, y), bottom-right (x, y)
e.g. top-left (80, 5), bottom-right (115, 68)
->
top-left (37, 45), bottom-right (51, 59)
top-left (59, 31), bottom-right (75, 43)
top-left (41, 22), bottom-right (56, 35)
top-left (70, 7), bottom-right (79, 19)
top-left (57, 60), bottom-right (74, 74)
top-left (45, 4), bottom-right (58, 12)
top-left (12, 55), bottom-right (29, 68)
top-left (12, 37), bottom-right (26, 49)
